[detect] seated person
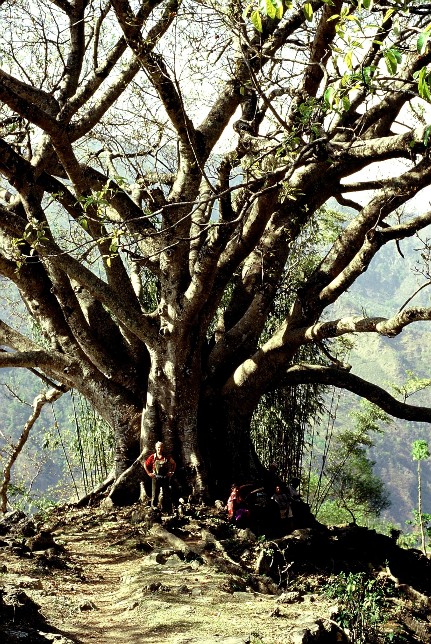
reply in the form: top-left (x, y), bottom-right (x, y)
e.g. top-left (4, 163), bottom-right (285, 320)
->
top-left (271, 485), bottom-right (291, 521)
top-left (227, 484), bottom-right (251, 527)
top-left (287, 477), bottom-right (301, 502)
top-left (227, 484), bottom-right (239, 519)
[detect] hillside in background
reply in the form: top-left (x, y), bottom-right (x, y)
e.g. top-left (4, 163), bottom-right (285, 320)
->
top-left (328, 233), bottom-right (431, 529)
top-left (345, 329), bottom-right (430, 529)
top-left (0, 368), bottom-right (82, 509)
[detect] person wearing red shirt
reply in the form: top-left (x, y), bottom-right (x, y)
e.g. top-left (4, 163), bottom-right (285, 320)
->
top-left (227, 484), bottom-right (239, 519)
top-left (144, 441), bottom-right (176, 512)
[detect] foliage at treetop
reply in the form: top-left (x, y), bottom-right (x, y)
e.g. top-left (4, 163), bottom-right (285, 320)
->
top-left (1, 0), bottom-right (431, 503)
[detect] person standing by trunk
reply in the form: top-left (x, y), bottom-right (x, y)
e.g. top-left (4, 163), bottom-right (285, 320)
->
top-left (144, 441), bottom-right (176, 513)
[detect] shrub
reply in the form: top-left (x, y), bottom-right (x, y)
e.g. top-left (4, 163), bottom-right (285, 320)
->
top-left (324, 571), bottom-right (398, 643)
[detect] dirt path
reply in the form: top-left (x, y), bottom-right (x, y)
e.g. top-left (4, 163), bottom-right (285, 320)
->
top-left (1, 506), bottom-right (337, 644)
top-left (44, 527), bottom-right (147, 643)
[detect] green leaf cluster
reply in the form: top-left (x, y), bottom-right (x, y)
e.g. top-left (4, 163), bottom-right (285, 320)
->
top-left (417, 24), bottom-right (431, 55)
top-left (324, 572), bottom-right (397, 643)
top-left (383, 48), bottom-right (402, 75)
top-left (414, 66), bottom-right (431, 101)
top-left (244, 0), bottom-right (286, 32)
top-left (412, 439), bottom-right (430, 462)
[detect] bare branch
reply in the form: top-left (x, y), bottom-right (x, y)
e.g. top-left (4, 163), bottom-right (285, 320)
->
top-left (282, 364), bottom-right (431, 423)
top-left (399, 281), bottom-right (431, 312)
top-left (0, 385), bottom-right (68, 513)
top-left (111, 0), bottom-right (195, 151)
top-left (56, 0), bottom-right (86, 103)
top-left (301, 308), bottom-right (431, 341)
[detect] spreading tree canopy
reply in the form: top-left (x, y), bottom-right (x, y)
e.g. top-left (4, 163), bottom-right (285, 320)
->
top-left (1, 0), bottom-right (431, 504)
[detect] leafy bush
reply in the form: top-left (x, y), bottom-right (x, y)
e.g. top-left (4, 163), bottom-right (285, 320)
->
top-left (324, 572), bottom-right (398, 643)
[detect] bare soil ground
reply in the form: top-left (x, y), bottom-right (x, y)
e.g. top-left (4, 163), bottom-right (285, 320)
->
top-left (0, 504), bottom-right (338, 644)
top-left (1, 503), bottom-right (431, 643)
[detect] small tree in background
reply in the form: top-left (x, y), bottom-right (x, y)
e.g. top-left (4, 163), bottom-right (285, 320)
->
top-left (309, 401), bottom-right (391, 525)
top-left (310, 442), bottom-right (390, 525)
top-left (0, 381), bottom-right (113, 513)
top-left (411, 439), bottom-right (430, 555)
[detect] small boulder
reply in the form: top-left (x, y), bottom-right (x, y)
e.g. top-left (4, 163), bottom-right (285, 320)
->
top-left (18, 576), bottom-right (43, 590)
top-left (78, 600), bottom-right (97, 611)
top-left (26, 531), bottom-right (63, 553)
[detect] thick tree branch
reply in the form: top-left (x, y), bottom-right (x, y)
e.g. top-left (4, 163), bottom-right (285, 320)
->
top-left (282, 364), bottom-right (431, 423)
top-left (285, 0), bottom-right (341, 131)
top-left (300, 309), bottom-right (431, 342)
top-left (222, 305), bottom-right (431, 408)
top-left (0, 71), bottom-right (61, 135)
top-left (49, 0), bottom-right (72, 15)
top-left (37, 238), bottom-right (159, 343)
top-left (83, 166), bottom-right (158, 234)
top-left (56, 0), bottom-right (86, 104)
top-left (0, 349), bottom-right (72, 374)
top-left (333, 126), bottom-right (431, 163)
top-left (0, 320), bottom-right (45, 354)
top-left (45, 263), bottom-right (135, 380)
top-left (357, 49), bottom-right (431, 138)
top-left (0, 69), bottom-right (59, 117)
top-left (302, 157), bottom-right (431, 311)
top-left (207, 206), bottom-right (292, 376)
top-left (378, 210), bottom-right (431, 241)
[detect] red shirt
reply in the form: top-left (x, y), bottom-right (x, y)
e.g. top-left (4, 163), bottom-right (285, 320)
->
top-left (145, 453), bottom-right (176, 476)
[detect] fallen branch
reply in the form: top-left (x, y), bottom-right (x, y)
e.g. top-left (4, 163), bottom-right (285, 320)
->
top-left (73, 470), bottom-right (115, 508)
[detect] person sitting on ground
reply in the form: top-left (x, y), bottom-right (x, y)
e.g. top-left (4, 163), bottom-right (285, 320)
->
top-left (271, 484), bottom-right (291, 521)
top-left (227, 483), bottom-right (239, 519)
top-left (227, 484), bottom-right (251, 527)
top-left (287, 477), bottom-right (301, 502)
top-left (234, 490), bottom-right (251, 528)
top-left (144, 441), bottom-right (176, 513)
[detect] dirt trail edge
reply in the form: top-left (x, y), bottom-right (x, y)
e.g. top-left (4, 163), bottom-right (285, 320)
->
top-left (6, 503), bottom-right (431, 644)
top-left (0, 505), bottom-right (340, 644)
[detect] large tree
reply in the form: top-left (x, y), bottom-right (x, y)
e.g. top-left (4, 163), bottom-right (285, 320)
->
top-left (1, 0), bottom-right (431, 504)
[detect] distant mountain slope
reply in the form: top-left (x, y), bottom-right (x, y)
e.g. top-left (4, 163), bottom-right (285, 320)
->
top-left (327, 235), bottom-right (431, 529)
top-left (0, 368), bottom-right (80, 509)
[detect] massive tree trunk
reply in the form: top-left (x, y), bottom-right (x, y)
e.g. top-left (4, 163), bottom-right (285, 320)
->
top-left (201, 394), bottom-right (265, 498)
top-left (108, 375), bottom-right (266, 505)
top-left (140, 331), bottom-right (207, 487)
